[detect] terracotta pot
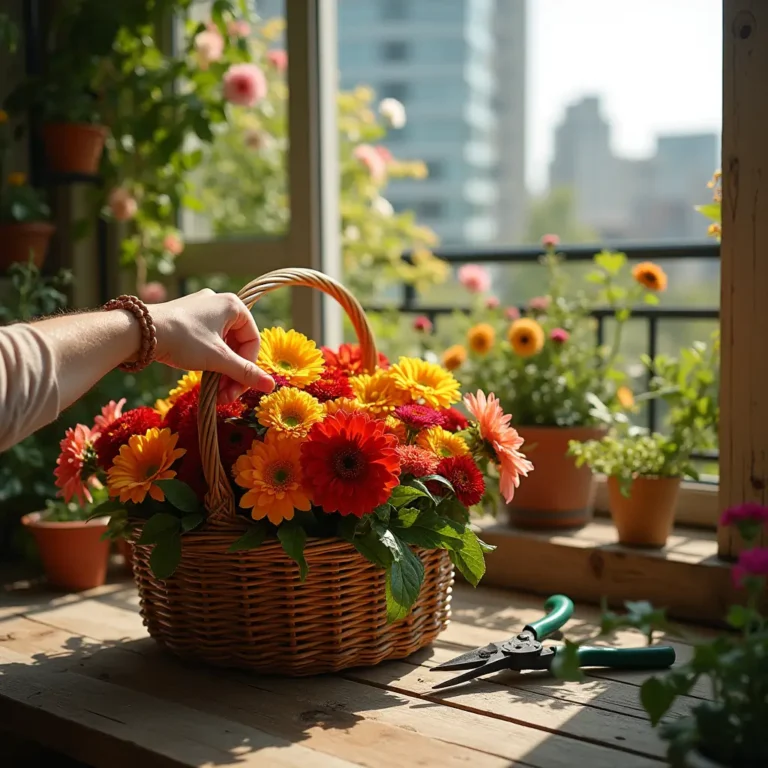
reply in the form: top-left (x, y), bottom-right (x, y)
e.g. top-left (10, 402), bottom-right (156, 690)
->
top-left (506, 425), bottom-right (606, 529)
top-left (42, 122), bottom-right (107, 175)
top-left (22, 512), bottom-right (111, 591)
top-left (117, 538), bottom-right (134, 574)
top-left (607, 475), bottom-right (681, 547)
top-left (0, 222), bottom-right (55, 270)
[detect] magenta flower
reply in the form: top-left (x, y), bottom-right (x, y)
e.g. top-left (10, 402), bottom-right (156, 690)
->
top-left (413, 315), bottom-right (433, 333)
top-left (721, 503), bottom-right (768, 528)
top-left (550, 328), bottom-right (569, 344)
top-left (223, 63), bottom-right (268, 107)
top-left (267, 49), bottom-right (288, 71)
top-left (541, 233), bottom-right (560, 249)
top-left (504, 306), bottom-right (520, 321)
top-left (528, 296), bottom-right (551, 312)
top-left (485, 296), bottom-right (500, 309)
top-left (732, 547), bottom-right (768, 588)
top-left (458, 264), bottom-right (491, 294)
top-left (353, 144), bottom-right (387, 184)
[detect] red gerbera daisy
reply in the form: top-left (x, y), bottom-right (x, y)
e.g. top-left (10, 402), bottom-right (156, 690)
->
top-left (431, 455), bottom-right (485, 507)
top-left (95, 406), bottom-right (162, 470)
top-left (301, 411), bottom-right (400, 517)
top-left (305, 369), bottom-right (354, 402)
top-left (393, 403), bottom-right (446, 432)
top-left (396, 444), bottom-right (439, 478)
top-left (321, 343), bottom-right (390, 376)
top-left (441, 407), bottom-right (469, 433)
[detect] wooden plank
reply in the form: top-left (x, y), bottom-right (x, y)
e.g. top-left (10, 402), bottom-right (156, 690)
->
top-left (719, 0), bottom-right (768, 555)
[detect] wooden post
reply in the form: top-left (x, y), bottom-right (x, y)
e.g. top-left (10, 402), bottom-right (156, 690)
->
top-left (719, 1), bottom-right (768, 557)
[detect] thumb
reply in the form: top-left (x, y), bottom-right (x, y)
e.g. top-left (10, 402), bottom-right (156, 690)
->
top-left (214, 347), bottom-right (275, 396)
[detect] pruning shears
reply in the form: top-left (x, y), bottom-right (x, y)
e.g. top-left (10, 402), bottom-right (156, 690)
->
top-left (431, 594), bottom-right (676, 689)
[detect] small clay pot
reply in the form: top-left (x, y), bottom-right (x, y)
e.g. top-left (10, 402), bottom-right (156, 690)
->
top-left (22, 512), bottom-right (111, 591)
top-left (607, 475), bottom-right (681, 547)
top-left (41, 122), bottom-right (107, 175)
top-left (0, 221), bottom-right (55, 270)
top-left (506, 425), bottom-right (607, 530)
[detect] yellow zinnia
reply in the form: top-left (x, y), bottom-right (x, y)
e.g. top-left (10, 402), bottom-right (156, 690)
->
top-left (467, 323), bottom-right (495, 355)
top-left (7, 172), bottom-right (26, 187)
top-left (324, 397), bottom-right (369, 416)
top-left (257, 327), bottom-right (324, 387)
top-left (234, 432), bottom-right (311, 525)
top-left (257, 387), bottom-right (324, 439)
top-left (107, 428), bottom-right (186, 504)
top-left (350, 370), bottom-right (406, 415)
top-left (417, 426), bottom-right (469, 459)
top-left (389, 357), bottom-right (461, 409)
top-left (508, 318), bottom-right (545, 358)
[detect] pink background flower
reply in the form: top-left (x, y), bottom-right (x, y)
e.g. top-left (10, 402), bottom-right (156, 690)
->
top-left (108, 188), bottom-right (137, 221)
top-left (732, 547), bottom-right (768, 588)
top-left (504, 306), bottom-right (520, 321)
top-left (54, 425), bottom-right (99, 504)
top-left (353, 144), bottom-right (387, 184)
top-left (485, 296), bottom-right (500, 309)
top-left (139, 281), bottom-right (168, 304)
top-left (195, 28), bottom-right (224, 69)
top-left (550, 328), bottom-right (569, 344)
top-left (223, 63), bottom-right (268, 107)
top-left (528, 296), bottom-right (551, 312)
top-left (163, 233), bottom-right (184, 256)
top-left (413, 315), bottom-right (433, 333)
top-left (458, 264), bottom-right (490, 293)
top-left (375, 146), bottom-right (393, 164)
top-left (541, 233), bottom-right (560, 249)
top-left (93, 399), bottom-right (126, 434)
top-left (227, 19), bottom-right (251, 38)
top-left (267, 49), bottom-right (288, 71)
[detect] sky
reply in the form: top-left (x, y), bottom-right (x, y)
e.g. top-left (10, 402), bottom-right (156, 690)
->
top-left (526, 0), bottom-right (723, 193)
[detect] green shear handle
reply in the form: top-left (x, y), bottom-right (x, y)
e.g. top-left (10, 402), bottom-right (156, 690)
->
top-left (563, 645), bottom-right (676, 669)
top-left (526, 594), bottom-right (574, 639)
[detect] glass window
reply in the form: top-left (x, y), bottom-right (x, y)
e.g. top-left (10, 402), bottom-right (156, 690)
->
top-left (380, 41), bottom-right (409, 62)
top-left (379, 81), bottom-right (409, 102)
top-left (381, 0), bottom-right (408, 21)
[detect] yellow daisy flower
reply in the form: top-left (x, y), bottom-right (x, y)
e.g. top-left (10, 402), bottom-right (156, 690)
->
top-left (323, 397), bottom-right (370, 416)
top-left (350, 371), bottom-right (407, 415)
top-left (107, 428), bottom-right (186, 504)
top-left (257, 327), bottom-right (325, 387)
top-left (417, 426), bottom-right (469, 458)
top-left (257, 387), bottom-right (324, 439)
top-left (508, 318), bottom-right (545, 358)
top-left (154, 398), bottom-right (172, 418)
top-left (384, 415), bottom-right (408, 444)
top-left (234, 433), bottom-right (311, 525)
top-left (389, 357), bottom-right (461, 409)
top-left (169, 371), bottom-right (202, 403)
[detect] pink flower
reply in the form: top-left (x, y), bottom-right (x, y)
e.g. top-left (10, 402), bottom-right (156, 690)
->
top-left (54, 425), bottom-right (101, 505)
top-left (732, 547), bottom-right (768, 588)
top-left (93, 399), bottom-right (126, 434)
top-left (550, 328), bottom-right (569, 344)
top-left (108, 188), bottom-right (137, 221)
top-left (223, 63), bottom-right (268, 107)
top-left (528, 295), bottom-right (551, 312)
top-left (721, 503), bottom-right (768, 528)
top-left (139, 281), bottom-right (167, 304)
top-left (463, 391), bottom-right (533, 503)
top-left (353, 144), bottom-right (387, 184)
top-left (541, 234), bottom-right (560, 249)
top-left (485, 296), bottom-right (500, 310)
top-left (413, 315), bottom-right (433, 333)
top-left (227, 19), bottom-right (251, 38)
top-left (458, 264), bottom-right (491, 294)
top-left (375, 146), bottom-right (393, 164)
top-left (195, 28), bottom-right (225, 69)
top-left (163, 233), bottom-right (184, 256)
top-left (504, 306), bottom-right (520, 321)
top-left (267, 49), bottom-right (288, 71)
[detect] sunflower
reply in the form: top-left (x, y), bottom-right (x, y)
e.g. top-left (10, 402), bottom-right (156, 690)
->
top-left (442, 345), bottom-right (467, 372)
top-left (631, 262), bottom-right (668, 292)
top-left (233, 433), bottom-right (311, 524)
top-left (617, 386), bottom-right (635, 409)
top-left (417, 426), bottom-right (469, 458)
top-left (257, 327), bottom-right (325, 387)
top-left (507, 318), bottom-right (545, 358)
top-left (257, 387), bottom-right (324, 439)
top-left (350, 371), bottom-right (406, 415)
top-left (390, 357), bottom-right (461, 409)
top-left (106, 428), bottom-right (186, 504)
top-left (467, 323), bottom-right (495, 355)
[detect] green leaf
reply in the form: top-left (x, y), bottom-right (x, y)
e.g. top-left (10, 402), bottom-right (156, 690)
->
top-left (449, 528), bottom-right (486, 587)
top-left (374, 504), bottom-right (392, 525)
top-left (726, 604), bottom-right (750, 629)
top-left (351, 529), bottom-right (393, 568)
top-left (227, 522), bottom-right (268, 552)
top-left (373, 521), bottom-right (406, 562)
top-left (409, 478), bottom-right (438, 504)
top-left (156, 479), bottom-right (201, 513)
top-left (640, 676), bottom-right (678, 726)
top-left (86, 498), bottom-right (125, 521)
top-left (389, 485), bottom-right (427, 509)
top-left (477, 537), bottom-right (496, 554)
top-left (594, 250), bottom-right (626, 275)
top-left (277, 523), bottom-right (308, 581)
top-left (420, 474), bottom-right (455, 494)
top-left (695, 203), bottom-right (721, 223)
top-left (149, 531), bottom-right (182, 580)
top-left (385, 544), bottom-right (425, 622)
top-left (181, 512), bottom-right (204, 532)
top-left (644, 293), bottom-right (660, 305)
top-left (138, 512), bottom-right (181, 545)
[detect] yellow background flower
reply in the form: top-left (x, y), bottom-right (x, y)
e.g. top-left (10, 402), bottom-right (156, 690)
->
top-left (324, 397), bottom-right (369, 416)
top-left (107, 427), bottom-right (185, 504)
top-left (467, 323), bottom-right (495, 354)
top-left (257, 387), bottom-right (324, 439)
top-left (257, 327), bottom-right (324, 387)
top-left (442, 345), bottom-right (467, 371)
top-left (7, 172), bottom-right (26, 187)
top-left (417, 426), bottom-right (469, 458)
top-left (391, 357), bottom-right (461, 409)
top-left (508, 318), bottom-right (545, 358)
top-left (350, 371), bottom-right (406, 414)
top-left (617, 386), bottom-right (635, 409)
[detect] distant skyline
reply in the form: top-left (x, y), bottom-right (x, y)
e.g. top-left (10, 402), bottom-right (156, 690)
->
top-left (527, 0), bottom-right (723, 193)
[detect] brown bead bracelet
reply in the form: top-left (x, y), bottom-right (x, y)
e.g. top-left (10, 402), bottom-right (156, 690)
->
top-left (103, 294), bottom-right (158, 373)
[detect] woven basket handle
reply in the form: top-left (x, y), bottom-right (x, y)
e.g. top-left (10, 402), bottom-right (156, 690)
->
top-left (198, 268), bottom-right (378, 524)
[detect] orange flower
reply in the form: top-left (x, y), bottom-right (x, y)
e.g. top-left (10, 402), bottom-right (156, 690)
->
top-left (54, 425), bottom-right (101, 505)
top-left (632, 262), bottom-right (667, 292)
top-left (617, 386), bottom-right (635, 409)
top-left (508, 319), bottom-right (545, 357)
top-left (467, 323), bottom-right (495, 354)
top-left (442, 345), bottom-right (467, 372)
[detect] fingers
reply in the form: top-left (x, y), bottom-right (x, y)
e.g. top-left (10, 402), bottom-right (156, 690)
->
top-left (213, 345), bottom-right (275, 404)
top-left (225, 298), bottom-right (261, 364)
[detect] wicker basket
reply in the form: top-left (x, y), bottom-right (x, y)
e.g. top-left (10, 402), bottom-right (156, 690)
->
top-left (131, 268), bottom-right (454, 674)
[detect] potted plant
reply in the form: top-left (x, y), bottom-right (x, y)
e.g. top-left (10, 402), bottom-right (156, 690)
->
top-left (569, 335), bottom-right (719, 547)
top-left (430, 238), bottom-right (666, 529)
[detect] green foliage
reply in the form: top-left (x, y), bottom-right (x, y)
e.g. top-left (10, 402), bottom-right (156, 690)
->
top-left (0, 260), bottom-right (71, 323)
top-left (227, 521), bottom-right (268, 552)
top-left (523, 186), bottom-right (599, 246)
top-left (0, 179), bottom-right (50, 223)
top-left (40, 486), bottom-right (109, 523)
top-left (277, 522), bottom-right (308, 581)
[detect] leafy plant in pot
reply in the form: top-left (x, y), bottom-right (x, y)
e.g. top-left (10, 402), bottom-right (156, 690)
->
top-left (568, 334), bottom-right (719, 548)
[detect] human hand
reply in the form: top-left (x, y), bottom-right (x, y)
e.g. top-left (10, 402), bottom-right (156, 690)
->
top-left (151, 290), bottom-right (274, 403)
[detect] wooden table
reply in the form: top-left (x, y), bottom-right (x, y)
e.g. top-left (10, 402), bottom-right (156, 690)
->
top-left (0, 569), bottom-right (709, 767)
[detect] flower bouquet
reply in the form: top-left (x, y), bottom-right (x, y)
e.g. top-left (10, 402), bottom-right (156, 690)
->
top-left (54, 270), bottom-right (531, 674)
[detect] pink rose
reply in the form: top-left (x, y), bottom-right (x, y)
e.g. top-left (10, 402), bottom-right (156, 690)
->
top-left (267, 49), bottom-right (288, 71)
top-left (413, 315), bottom-right (433, 333)
top-left (227, 19), bottom-right (251, 38)
top-left (195, 28), bottom-right (225, 69)
top-left (485, 296), bottom-right (500, 310)
top-left (504, 306), bottom-right (520, 321)
top-left (541, 233), bottom-right (560, 249)
top-left (550, 328), bottom-right (569, 344)
top-left (732, 547), bottom-right (768, 588)
top-left (458, 264), bottom-right (491, 294)
top-left (353, 144), bottom-right (387, 184)
top-left (108, 187), bottom-right (137, 221)
top-left (139, 281), bottom-right (168, 305)
top-left (223, 63), bottom-right (268, 107)
top-left (163, 234), bottom-right (184, 256)
top-left (528, 295), bottom-right (551, 312)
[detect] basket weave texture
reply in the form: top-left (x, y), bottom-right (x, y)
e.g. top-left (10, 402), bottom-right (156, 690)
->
top-left (131, 269), bottom-right (455, 674)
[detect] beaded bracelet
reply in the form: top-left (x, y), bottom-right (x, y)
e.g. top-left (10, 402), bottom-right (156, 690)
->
top-left (103, 294), bottom-right (158, 373)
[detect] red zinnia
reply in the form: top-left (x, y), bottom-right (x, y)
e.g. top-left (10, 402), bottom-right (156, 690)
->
top-left (432, 455), bottom-right (485, 507)
top-left (95, 406), bottom-right (162, 470)
top-left (163, 387), bottom-right (200, 433)
top-left (441, 407), bottom-right (469, 433)
top-left (305, 369), bottom-right (354, 403)
top-left (396, 445), bottom-right (438, 478)
top-left (301, 411), bottom-right (400, 517)
top-left (393, 403), bottom-right (446, 432)
top-left (322, 343), bottom-right (390, 376)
